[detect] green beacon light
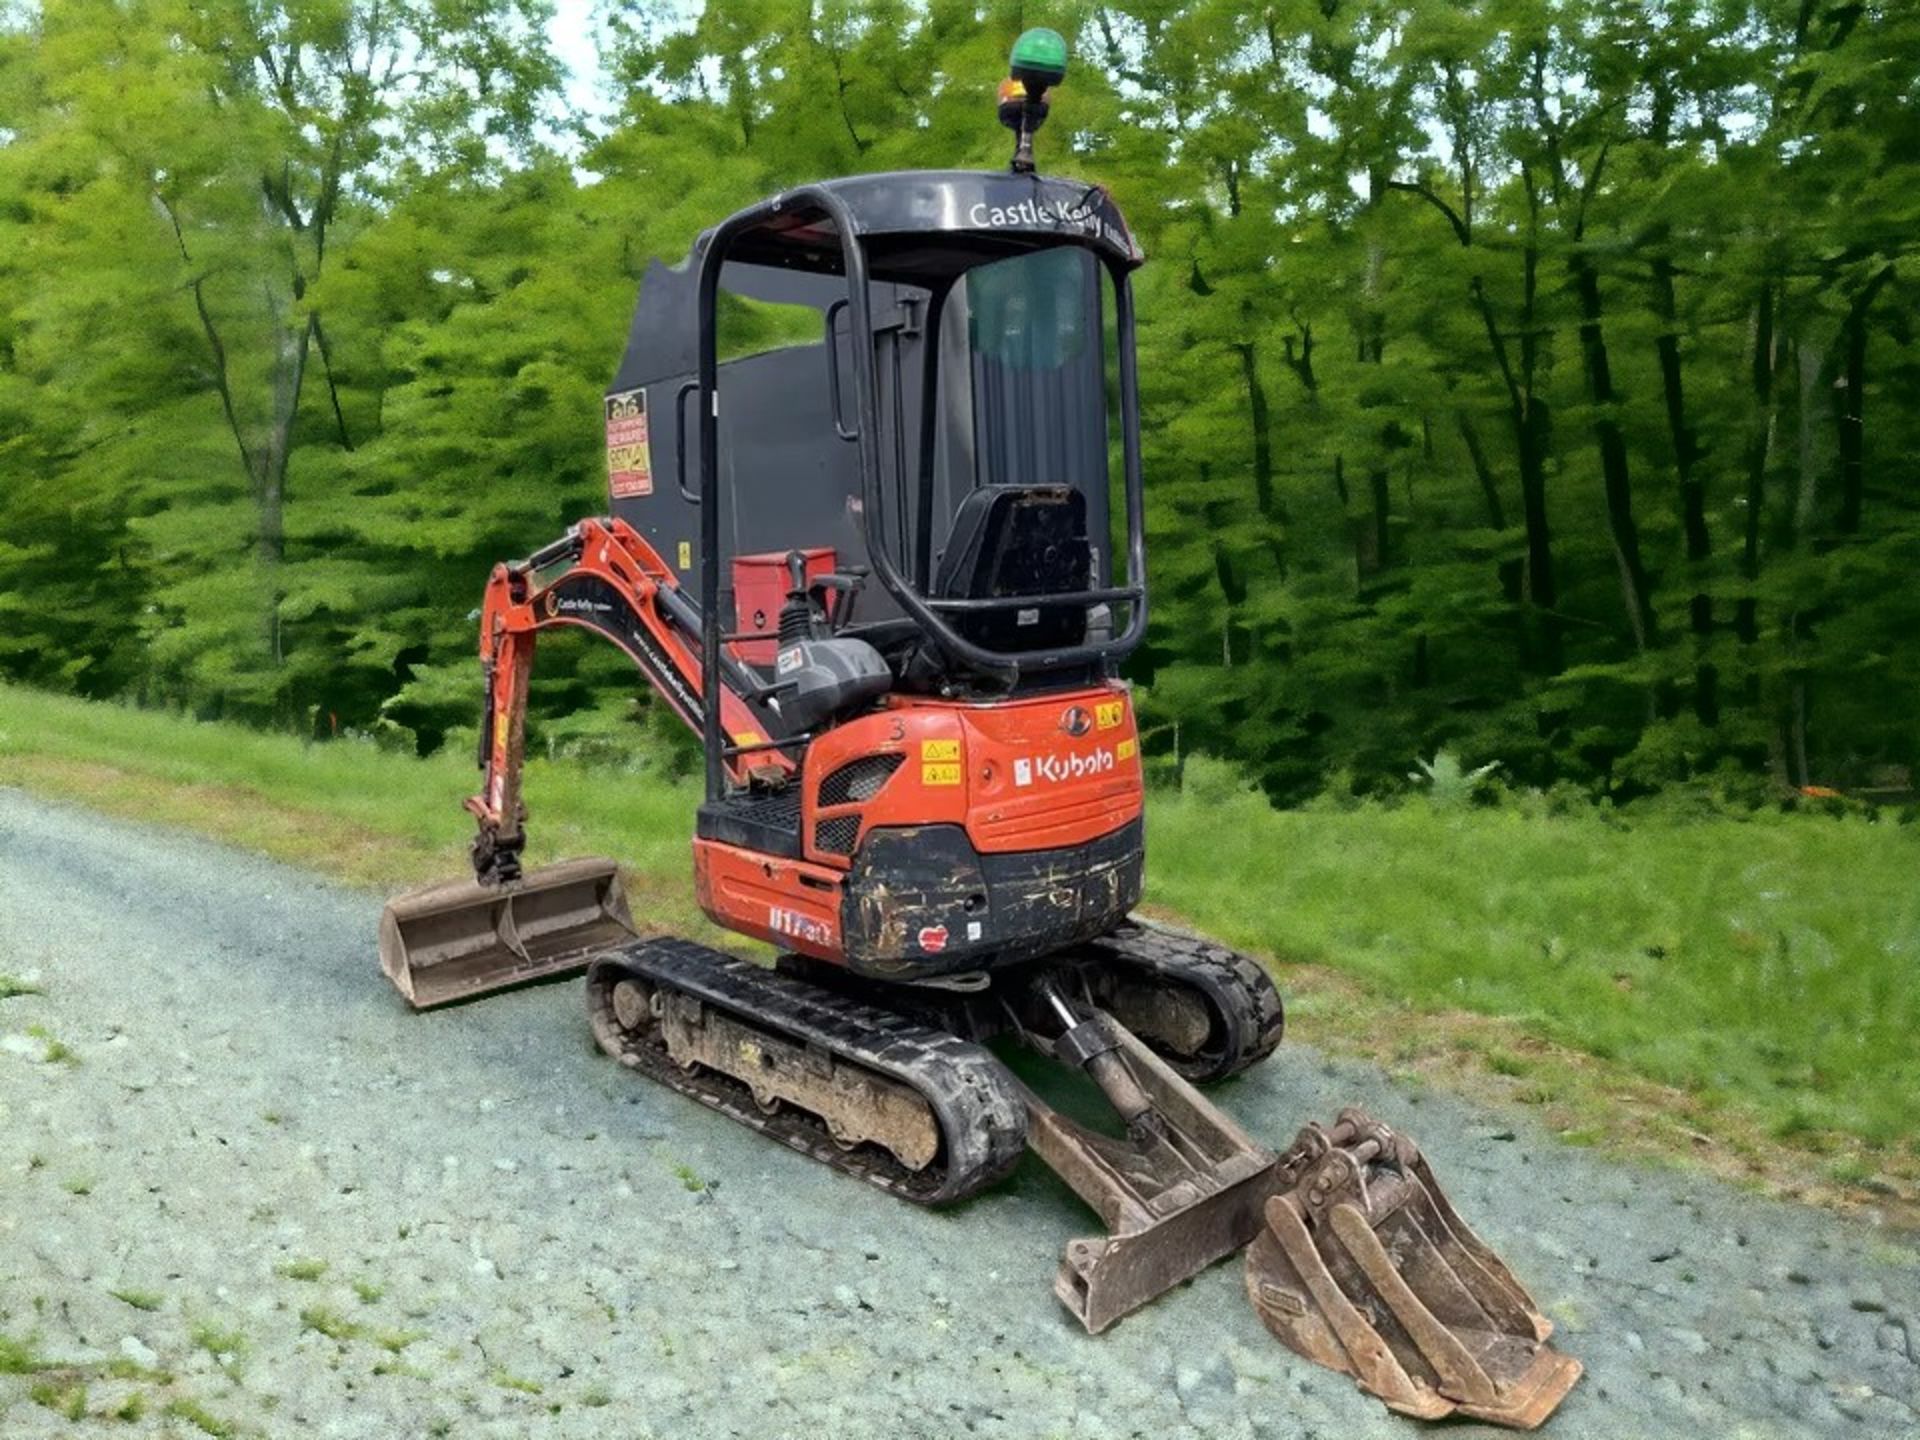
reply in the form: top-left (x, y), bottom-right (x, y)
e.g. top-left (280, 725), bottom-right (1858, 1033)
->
top-left (999, 28), bottom-right (1068, 174)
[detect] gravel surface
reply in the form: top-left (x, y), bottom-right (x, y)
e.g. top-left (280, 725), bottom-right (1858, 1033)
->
top-left (1, 785), bottom-right (1916, 1439)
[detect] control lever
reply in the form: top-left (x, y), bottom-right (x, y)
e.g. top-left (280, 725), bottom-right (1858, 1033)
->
top-left (811, 565), bottom-right (867, 632)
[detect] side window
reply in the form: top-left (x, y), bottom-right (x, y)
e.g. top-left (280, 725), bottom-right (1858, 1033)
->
top-left (714, 293), bottom-right (821, 364)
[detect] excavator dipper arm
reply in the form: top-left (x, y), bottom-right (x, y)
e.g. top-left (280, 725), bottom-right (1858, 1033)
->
top-left (464, 515), bottom-right (788, 884)
top-left (379, 516), bottom-right (787, 1007)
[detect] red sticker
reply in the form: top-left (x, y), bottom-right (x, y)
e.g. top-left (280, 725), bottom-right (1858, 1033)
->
top-left (917, 925), bottom-right (950, 954)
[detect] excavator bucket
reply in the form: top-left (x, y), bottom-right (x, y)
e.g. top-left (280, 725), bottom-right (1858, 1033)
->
top-left (1245, 1108), bottom-right (1581, 1430)
top-left (378, 858), bottom-right (635, 1008)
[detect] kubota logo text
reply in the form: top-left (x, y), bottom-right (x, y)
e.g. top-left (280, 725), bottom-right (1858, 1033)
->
top-left (1013, 747), bottom-right (1117, 787)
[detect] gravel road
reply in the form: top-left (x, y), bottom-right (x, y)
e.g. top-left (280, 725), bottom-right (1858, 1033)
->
top-left (1, 786), bottom-right (1916, 1439)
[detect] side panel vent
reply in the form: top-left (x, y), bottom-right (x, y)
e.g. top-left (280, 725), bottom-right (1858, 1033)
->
top-left (818, 752), bottom-right (905, 808)
top-left (814, 814), bottom-right (863, 857)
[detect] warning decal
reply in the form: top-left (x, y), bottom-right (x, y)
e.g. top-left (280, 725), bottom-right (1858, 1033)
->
top-left (920, 736), bottom-right (962, 787)
top-left (606, 388), bottom-right (653, 499)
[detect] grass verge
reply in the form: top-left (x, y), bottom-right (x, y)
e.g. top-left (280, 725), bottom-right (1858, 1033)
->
top-left (1, 683), bottom-right (1914, 1217)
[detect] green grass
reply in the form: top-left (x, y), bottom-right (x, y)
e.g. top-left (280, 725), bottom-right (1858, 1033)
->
top-left (189, 1321), bottom-right (247, 1359)
top-left (0, 1333), bottom-right (53, 1374)
top-left (29, 1377), bottom-right (87, 1419)
top-left (107, 1288), bottom-right (163, 1312)
top-left (0, 974), bottom-right (42, 999)
top-left (165, 1397), bottom-right (236, 1438)
top-left (1145, 784), bottom-right (1920, 1149)
top-left (1, 682), bottom-right (1915, 1187)
top-left (26, 1024), bottom-right (77, 1065)
top-left (0, 682), bottom-right (706, 924)
top-left (298, 1305), bottom-right (361, 1342)
top-left (274, 1258), bottom-right (328, 1282)
top-left (670, 1161), bottom-right (707, 1193)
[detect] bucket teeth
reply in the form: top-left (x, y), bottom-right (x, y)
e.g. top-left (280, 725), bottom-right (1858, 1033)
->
top-left (1245, 1108), bottom-right (1581, 1429)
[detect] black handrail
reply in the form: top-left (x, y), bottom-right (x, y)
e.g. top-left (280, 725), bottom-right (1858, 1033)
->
top-left (823, 299), bottom-right (859, 442)
top-left (674, 380), bottom-right (699, 502)
top-left (926, 586), bottom-right (1141, 613)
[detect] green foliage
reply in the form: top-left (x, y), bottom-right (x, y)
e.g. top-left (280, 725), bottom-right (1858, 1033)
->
top-left (29, 1377), bottom-right (87, 1420)
top-left (1, 1), bottom-right (1914, 795)
top-left (298, 1305), bottom-right (362, 1342)
top-left (1409, 752), bottom-right (1501, 809)
top-left (10, 680), bottom-right (1915, 1156)
top-left (1146, 782), bottom-right (1920, 1147)
top-left (165, 1397), bottom-right (237, 1439)
top-left (0, 1333), bottom-right (54, 1374)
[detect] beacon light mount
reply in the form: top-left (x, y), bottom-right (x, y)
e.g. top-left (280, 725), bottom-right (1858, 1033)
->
top-left (999, 28), bottom-right (1068, 174)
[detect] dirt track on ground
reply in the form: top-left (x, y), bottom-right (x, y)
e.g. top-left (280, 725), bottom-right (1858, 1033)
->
top-left (1, 786), bottom-right (1916, 1438)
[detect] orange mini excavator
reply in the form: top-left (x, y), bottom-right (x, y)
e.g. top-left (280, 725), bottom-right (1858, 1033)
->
top-left (379, 31), bottom-right (1579, 1429)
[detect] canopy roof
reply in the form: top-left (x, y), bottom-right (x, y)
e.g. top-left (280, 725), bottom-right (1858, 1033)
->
top-left (698, 170), bottom-right (1144, 284)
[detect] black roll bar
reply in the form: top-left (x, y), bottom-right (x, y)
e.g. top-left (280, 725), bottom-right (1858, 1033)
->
top-left (696, 186), bottom-right (1151, 802)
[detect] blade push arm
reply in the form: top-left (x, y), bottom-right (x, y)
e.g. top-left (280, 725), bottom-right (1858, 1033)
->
top-left (464, 516), bottom-right (785, 883)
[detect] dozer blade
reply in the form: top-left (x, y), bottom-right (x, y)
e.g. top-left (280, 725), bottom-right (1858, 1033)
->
top-left (1245, 1108), bottom-right (1581, 1429)
top-left (1021, 1005), bottom-right (1281, 1334)
top-left (378, 858), bottom-right (635, 1008)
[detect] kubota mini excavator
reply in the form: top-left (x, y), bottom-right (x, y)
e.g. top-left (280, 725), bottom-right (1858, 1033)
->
top-left (378, 30), bottom-right (1580, 1429)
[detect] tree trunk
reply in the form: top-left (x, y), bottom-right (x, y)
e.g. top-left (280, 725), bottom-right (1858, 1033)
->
top-left (1516, 398), bottom-right (1560, 671)
top-left (1835, 265), bottom-right (1893, 535)
top-left (1794, 339), bottom-right (1823, 539)
top-left (1471, 175), bottom-right (1560, 674)
top-left (1652, 258), bottom-right (1714, 723)
top-left (1233, 339), bottom-right (1275, 519)
top-left (1365, 466), bottom-right (1392, 577)
top-left (1457, 411), bottom-right (1507, 531)
top-left (1574, 258), bottom-right (1655, 651)
top-left (256, 315), bottom-right (315, 669)
top-left (1737, 282), bottom-right (1778, 646)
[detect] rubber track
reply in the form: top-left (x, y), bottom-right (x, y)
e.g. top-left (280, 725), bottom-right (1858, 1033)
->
top-left (586, 938), bottom-right (1028, 1207)
top-left (1078, 918), bottom-right (1287, 1084)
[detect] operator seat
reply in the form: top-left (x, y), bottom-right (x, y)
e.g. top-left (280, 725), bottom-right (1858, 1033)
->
top-left (932, 484), bottom-right (1092, 653)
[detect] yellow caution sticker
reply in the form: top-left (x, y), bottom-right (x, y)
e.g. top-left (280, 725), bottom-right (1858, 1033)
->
top-left (678, 540), bottom-right (692, 569)
top-left (921, 762), bottom-right (963, 787)
top-left (733, 731), bottom-right (759, 747)
top-left (1116, 738), bottom-right (1137, 761)
top-left (1096, 700), bottom-right (1125, 731)
top-left (921, 739), bottom-right (960, 762)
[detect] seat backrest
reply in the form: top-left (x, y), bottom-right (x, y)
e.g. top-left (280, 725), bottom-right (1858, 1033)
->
top-left (931, 485), bottom-right (1090, 654)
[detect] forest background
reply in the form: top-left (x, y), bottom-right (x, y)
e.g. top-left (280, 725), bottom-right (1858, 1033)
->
top-left (2, 0), bottom-right (1916, 806)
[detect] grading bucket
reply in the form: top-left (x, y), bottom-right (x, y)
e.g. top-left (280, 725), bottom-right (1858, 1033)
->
top-left (378, 858), bottom-right (635, 1008)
